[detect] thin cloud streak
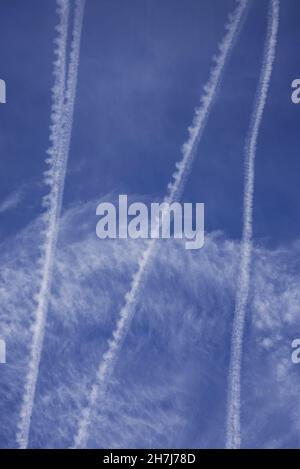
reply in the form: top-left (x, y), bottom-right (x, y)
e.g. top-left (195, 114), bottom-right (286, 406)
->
top-left (226, 0), bottom-right (280, 450)
top-left (16, 0), bottom-right (86, 449)
top-left (72, 0), bottom-right (249, 448)
top-left (0, 188), bottom-right (24, 214)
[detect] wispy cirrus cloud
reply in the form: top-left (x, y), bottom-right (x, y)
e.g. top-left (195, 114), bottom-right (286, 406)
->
top-left (1, 199), bottom-right (300, 448)
top-left (0, 188), bottom-right (24, 214)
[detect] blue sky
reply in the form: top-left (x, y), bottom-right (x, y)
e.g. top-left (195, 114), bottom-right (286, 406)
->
top-left (0, 0), bottom-right (300, 449)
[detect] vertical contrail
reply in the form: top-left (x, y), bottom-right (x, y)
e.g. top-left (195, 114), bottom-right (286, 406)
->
top-left (16, 0), bottom-right (86, 449)
top-left (226, 0), bottom-right (279, 450)
top-left (72, 0), bottom-right (249, 448)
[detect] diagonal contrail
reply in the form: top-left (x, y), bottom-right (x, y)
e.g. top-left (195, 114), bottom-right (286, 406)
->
top-left (16, 0), bottom-right (86, 449)
top-left (72, 0), bottom-right (249, 449)
top-left (226, 0), bottom-right (280, 450)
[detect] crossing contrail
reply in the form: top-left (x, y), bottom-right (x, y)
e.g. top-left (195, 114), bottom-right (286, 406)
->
top-left (226, 0), bottom-right (279, 450)
top-left (72, 0), bottom-right (249, 449)
top-left (16, 0), bottom-right (85, 449)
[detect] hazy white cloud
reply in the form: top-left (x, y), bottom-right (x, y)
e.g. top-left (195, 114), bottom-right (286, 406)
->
top-left (0, 188), bottom-right (24, 214)
top-left (1, 200), bottom-right (300, 448)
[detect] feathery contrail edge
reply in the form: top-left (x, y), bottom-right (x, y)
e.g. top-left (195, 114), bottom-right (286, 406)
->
top-left (16, 0), bottom-right (86, 449)
top-left (72, 0), bottom-right (249, 449)
top-left (225, 0), bottom-right (280, 450)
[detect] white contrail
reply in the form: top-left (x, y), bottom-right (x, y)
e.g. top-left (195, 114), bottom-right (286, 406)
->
top-left (72, 0), bottom-right (249, 449)
top-left (226, 0), bottom-right (279, 450)
top-left (16, 0), bottom-right (85, 449)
